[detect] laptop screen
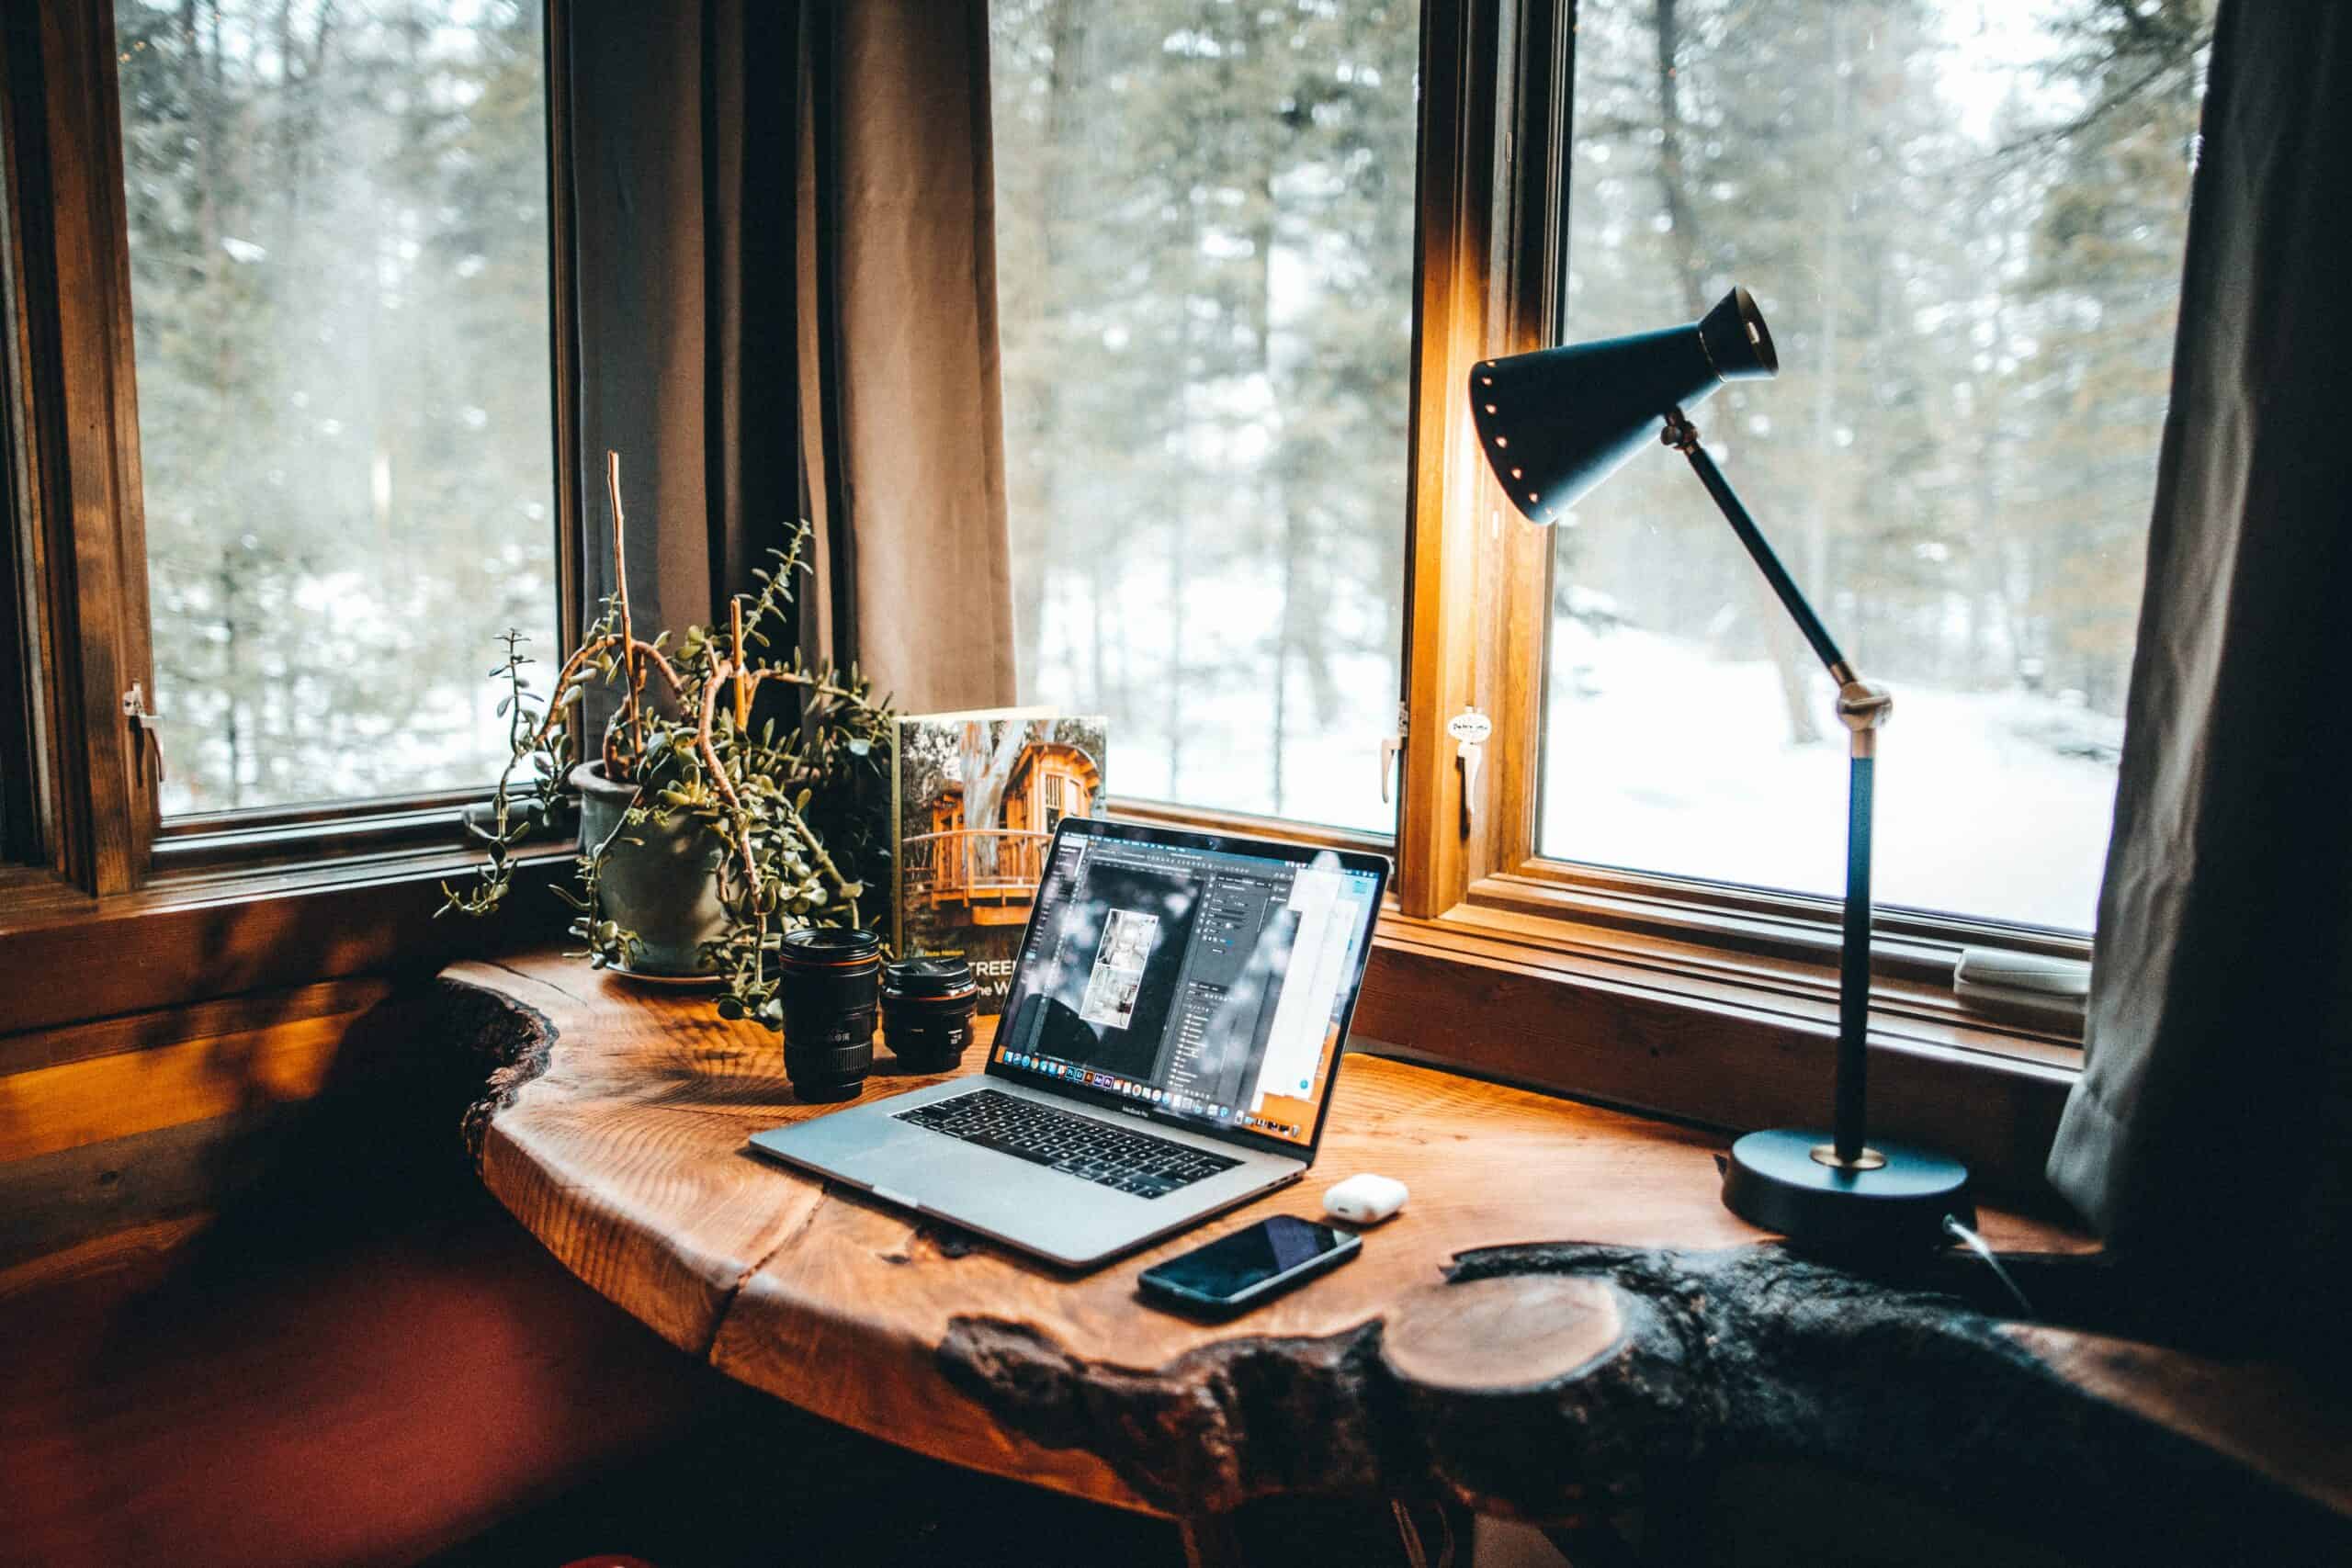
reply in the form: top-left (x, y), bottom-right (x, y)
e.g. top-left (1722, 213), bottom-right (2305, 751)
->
top-left (988, 821), bottom-right (1386, 1154)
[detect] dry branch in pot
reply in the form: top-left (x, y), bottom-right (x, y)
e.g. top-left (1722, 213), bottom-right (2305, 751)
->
top-left (439, 450), bottom-right (892, 1030)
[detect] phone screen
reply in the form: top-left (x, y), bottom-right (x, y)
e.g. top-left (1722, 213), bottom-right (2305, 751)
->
top-left (1143, 1215), bottom-right (1353, 1303)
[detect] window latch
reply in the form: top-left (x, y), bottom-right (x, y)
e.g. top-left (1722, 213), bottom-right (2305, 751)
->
top-left (1447, 707), bottom-right (1491, 837)
top-left (1379, 702), bottom-right (1408, 805)
top-left (121, 682), bottom-right (165, 786)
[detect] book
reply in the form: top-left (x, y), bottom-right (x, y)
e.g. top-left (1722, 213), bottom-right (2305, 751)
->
top-left (890, 709), bottom-right (1110, 1014)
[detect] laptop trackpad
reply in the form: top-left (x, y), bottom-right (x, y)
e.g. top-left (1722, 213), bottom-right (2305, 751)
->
top-left (748, 1111), bottom-right (902, 1171)
top-left (752, 1103), bottom-right (1001, 1190)
top-left (815, 1113), bottom-right (1097, 1222)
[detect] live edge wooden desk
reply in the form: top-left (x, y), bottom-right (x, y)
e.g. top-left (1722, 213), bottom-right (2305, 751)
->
top-left (444, 955), bottom-right (2350, 1563)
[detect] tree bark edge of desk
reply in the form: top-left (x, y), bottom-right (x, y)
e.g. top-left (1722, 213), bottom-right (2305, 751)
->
top-left (939, 1244), bottom-right (2350, 1559)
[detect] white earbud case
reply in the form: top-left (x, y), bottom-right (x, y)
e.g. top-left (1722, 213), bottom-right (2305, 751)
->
top-left (1322, 1173), bottom-right (1409, 1225)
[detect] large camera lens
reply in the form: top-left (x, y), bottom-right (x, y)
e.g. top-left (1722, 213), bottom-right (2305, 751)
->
top-left (881, 957), bottom-right (979, 1073)
top-left (778, 927), bottom-right (882, 1102)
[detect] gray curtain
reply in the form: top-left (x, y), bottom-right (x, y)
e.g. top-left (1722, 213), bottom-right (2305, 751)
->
top-left (569, 1), bottom-right (801, 644)
top-left (568, 0), bottom-right (1014, 714)
top-left (797, 1), bottom-right (1017, 714)
top-left (2049, 1), bottom-right (2352, 1304)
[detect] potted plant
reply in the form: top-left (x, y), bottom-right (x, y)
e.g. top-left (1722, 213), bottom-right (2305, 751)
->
top-left (441, 451), bottom-right (891, 1031)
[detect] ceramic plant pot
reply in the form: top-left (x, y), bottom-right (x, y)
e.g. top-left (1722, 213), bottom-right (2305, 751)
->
top-left (571, 761), bottom-right (727, 977)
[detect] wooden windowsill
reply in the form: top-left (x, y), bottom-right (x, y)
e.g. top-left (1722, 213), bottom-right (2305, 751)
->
top-left (1443, 880), bottom-right (2081, 1068)
top-left (148, 788), bottom-right (513, 875)
top-left (0, 840), bottom-right (571, 1036)
top-left (1108, 795), bottom-right (1395, 859)
top-left (1356, 906), bottom-right (2076, 1206)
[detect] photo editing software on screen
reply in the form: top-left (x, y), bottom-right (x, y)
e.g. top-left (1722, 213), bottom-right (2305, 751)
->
top-left (992, 834), bottom-right (1380, 1147)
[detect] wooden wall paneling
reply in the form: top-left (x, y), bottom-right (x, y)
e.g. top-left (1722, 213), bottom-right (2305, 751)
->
top-left (0, 953), bottom-right (538, 1273)
top-left (0, 975), bottom-right (398, 1267)
top-left (0, 1198), bottom-right (713, 1568)
top-left (0, 966), bottom-right (723, 1568)
top-left (0, 974), bottom-right (391, 1076)
top-left (0, 1003), bottom-right (375, 1162)
top-left (0, 1109), bottom-right (288, 1269)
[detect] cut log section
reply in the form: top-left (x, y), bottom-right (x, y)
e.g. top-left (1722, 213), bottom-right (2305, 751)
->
top-left (450, 954), bottom-right (2348, 1556)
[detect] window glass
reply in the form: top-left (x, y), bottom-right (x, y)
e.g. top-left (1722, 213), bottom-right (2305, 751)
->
top-left (989, 0), bottom-right (1418, 834)
top-left (115, 0), bottom-right (558, 814)
top-left (1544, 0), bottom-right (2208, 931)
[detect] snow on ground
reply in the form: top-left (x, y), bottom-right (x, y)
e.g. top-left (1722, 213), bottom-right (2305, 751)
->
top-left (1034, 579), bottom-right (2121, 934)
top-left (1543, 618), bottom-right (2119, 931)
top-left (1058, 647), bottom-right (1403, 838)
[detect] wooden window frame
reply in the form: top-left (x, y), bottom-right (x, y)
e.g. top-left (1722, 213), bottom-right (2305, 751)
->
top-left (0, 0), bottom-right (582, 1032)
top-left (1427, 0), bottom-right (2093, 1010)
top-left (1, 0), bottom-right (153, 897)
top-left (0, 0), bottom-right (582, 908)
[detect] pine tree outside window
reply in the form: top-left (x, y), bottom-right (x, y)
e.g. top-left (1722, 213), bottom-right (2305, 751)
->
top-left (113, 0), bottom-right (560, 818)
top-left (989, 0), bottom-right (1419, 837)
top-left (1537, 0), bottom-right (2209, 934)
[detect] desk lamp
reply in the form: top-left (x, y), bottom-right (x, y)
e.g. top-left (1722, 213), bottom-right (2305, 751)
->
top-left (1467, 288), bottom-right (1973, 1252)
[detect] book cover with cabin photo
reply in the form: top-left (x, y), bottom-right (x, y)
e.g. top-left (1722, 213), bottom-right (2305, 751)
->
top-left (891, 711), bottom-right (1109, 1014)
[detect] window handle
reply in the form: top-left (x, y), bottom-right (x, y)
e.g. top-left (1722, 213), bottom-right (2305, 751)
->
top-left (1379, 702), bottom-right (1407, 805)
top-left (121, 682), bottom-right (165, 786)
top-left (1448, 707), bottom-right (1491, 838)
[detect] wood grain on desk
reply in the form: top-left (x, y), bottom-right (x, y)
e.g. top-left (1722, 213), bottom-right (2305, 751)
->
top-left (456, 953), bottom-right (2346, 1553)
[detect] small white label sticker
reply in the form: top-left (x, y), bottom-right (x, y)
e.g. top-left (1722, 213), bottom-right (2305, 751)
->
top-left (1445, 710), bottom-right (1493, 744)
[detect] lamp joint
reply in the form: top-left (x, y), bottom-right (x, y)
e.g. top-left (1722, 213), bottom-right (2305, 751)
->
top-left (1836, 677), bottom-right (1893, 760)
top-left (1659, 407), bottom-right (1702, 456)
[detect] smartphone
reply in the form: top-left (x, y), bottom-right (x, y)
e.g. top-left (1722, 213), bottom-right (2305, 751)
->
top-left (1137, 1214), bottom-right (1361, 1316)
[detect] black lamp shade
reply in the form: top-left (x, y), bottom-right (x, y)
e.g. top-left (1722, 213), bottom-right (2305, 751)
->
top-left (1469, 286), bottom-right (1779, 526)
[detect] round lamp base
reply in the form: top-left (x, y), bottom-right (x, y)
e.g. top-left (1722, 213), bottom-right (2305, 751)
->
top-left (1721, 1127), bottom-right (1973, 1254)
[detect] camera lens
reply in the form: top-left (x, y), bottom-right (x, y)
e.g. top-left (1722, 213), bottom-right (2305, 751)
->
top-left (778, 927), bottom-right (882, 1101)
top-left (882, 957), bottom-right (979, 1073)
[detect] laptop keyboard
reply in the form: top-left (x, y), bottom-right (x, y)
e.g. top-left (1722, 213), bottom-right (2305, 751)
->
top-left (894, 1088), bottom-right (1241, 1199)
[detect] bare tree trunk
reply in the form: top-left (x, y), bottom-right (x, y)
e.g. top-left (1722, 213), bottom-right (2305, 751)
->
top-left (1164, 498), bottom-right (1188, 799)
top-left (1260, 259), bottom-right (1296, 815)
top-left (1251, 20), bottom-right (1295, 816)
top-left (220, 551), bottom-right (244, 807)
top-left (1807, 7), bottom-right (1849, 621)
top-left (1650, 0), bottom-right (1705, 313)
top-left (1012, 0), bottom-right (1088, 687)
top-left (1166, 272), bottom-right (1198, 802)
top-left (959, 720), bottom-right (1031, 876)
top-left (1653, 0), bottom-right (1823, 744)
top-left (191, 0), bottom-right (226, 390)
top-left (1973, 221), bottom-right (2017, 685)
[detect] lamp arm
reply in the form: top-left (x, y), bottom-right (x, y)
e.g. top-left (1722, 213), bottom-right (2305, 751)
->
top-left (1662, 408), bottom-right (1853, 681)
top-left (1662, 408), bottom-right (1890, 1167)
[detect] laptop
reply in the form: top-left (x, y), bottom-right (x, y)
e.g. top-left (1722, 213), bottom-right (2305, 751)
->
top-left (748, 817), bottom-right (1390, 1269)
